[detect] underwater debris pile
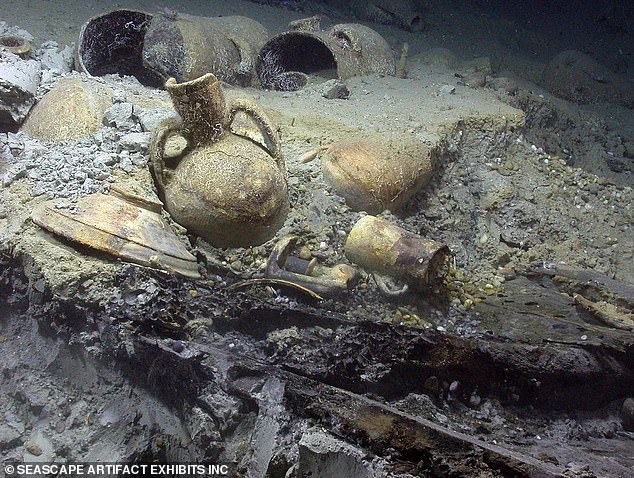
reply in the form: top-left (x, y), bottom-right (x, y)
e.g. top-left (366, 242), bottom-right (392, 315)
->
top-left (1, 1), bottom-right (634, 475)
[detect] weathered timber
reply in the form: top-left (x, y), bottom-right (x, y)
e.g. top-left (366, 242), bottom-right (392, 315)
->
top-left (103, 266), bottom-right (634, 410)
top-left (129, 337), bottom-right (565, 477)
top-left (525, 263), bottom-right (634, 308)
top-left (283, 374), bottom-right (564, 478)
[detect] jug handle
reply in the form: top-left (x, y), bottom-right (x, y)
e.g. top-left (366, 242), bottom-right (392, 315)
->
top-left (149, 117), bottom-right (182, 198)
top-left (227, 98), bottom-right (286, 174)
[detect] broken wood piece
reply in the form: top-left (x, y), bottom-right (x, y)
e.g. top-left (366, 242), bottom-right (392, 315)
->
top-left (396, 41), bottom-right (409, 78)
top-left (228, 277), bottom-right (323, 301)
top-left (284, 375), bottom-right (564, 478)
top-left (573, 293), bottom-right (634, 331)
top-left (525, 263), bottom-right (634, 309)
top-left (155, 339), bottom-right (565, 477)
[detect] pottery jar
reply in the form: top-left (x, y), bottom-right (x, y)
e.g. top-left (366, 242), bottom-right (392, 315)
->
top-left (150, 73), bottom-right (289, 248)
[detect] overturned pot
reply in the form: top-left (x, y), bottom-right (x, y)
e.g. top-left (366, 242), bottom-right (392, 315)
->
top-left (150, 73), bottom-right (289, 248)
top-left (345, 215), bottom-right (450, 290)
top-left (75, 9), bottom-right (163, 87)
top-left (306, 132), bottom-right (433, 214)
top-left (256, 16), bottom-right (395, 91)
top-left (142, 13), bottom-right (268, 86)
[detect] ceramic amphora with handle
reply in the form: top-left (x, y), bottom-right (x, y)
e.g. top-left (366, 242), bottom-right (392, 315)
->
top-left (150, 73), bottom-right (289, 248)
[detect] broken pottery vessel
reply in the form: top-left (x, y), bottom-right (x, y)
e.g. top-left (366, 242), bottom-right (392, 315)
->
top-left (75, 9), bottom-right (268, 87)
top-left (31, 188), bottom-right (200, 278)
top-left (345, 215), bottom-right (449, 290)
top-left (150, 73), bottom-right (288, 248)
top-left (143, 13), bottom-right (268, 86)
top-left (256, 16), bottom-right (395, 91)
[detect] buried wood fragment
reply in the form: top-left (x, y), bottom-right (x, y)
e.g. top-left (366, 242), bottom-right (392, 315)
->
top-left (82, 264), bottom-right (634, 474)
top-left (284, 375), bottom-right (564, 478)
top-left (133, 336), bottom-right (564, 477)
top-left (525, 262), bottom-right (634, 309)
top-left (573, 293), bottom-right (634, 331)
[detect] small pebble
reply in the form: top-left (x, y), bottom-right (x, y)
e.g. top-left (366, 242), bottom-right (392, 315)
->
top-left (25, 441), bottom-right (43, 456)
top-left (424, 376), bottom-right (439, 394)
top-left (469, 392), bottom-right (481, 408)
top-left (622, 398), bottom-right (634, 431)
top-left (320, 79), bottom-right (350, 99)
top-left (298, 246), bottom-right (312, 260)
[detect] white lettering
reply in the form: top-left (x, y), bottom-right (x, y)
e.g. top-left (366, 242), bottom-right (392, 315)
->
top-left (19, 462), bottom-right (230, 476)
top-left (208, 464), bottom-right (229, 474)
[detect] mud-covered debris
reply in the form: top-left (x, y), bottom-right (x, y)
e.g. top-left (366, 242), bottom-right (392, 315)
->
top-left (0, 50), bottom-right (41, 127)
top-left (264, 235), bottom-right (359, 297)
top-left (622, 398), bottom-right (634, 432)
top-left (103, 102), bottom-right (139, 132)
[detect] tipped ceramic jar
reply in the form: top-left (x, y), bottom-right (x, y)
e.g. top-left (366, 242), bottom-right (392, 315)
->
top-left (75, 9), bottom-right (161, 86)
top-left (150, 73), bottom-right (289, 248)
top-left (76, 10), bottom-right (267, 87)
top-left (256, 17), bottom-right (395, 91)
top-left (345, 215), bottom-right (450, 289)
top-left (319, 133), bottom-right (433, 214)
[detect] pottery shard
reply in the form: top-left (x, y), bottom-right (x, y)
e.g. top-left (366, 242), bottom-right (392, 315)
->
top-left (22, 77), bottom-right (113, 142)
top-left (31, 190), bottom-right (200, 278)
top-left (0, 50), bottom-right (41, 127)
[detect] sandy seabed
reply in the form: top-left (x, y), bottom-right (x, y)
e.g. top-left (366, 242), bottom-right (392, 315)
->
top-left (1, 1), bottom-right (634, 476)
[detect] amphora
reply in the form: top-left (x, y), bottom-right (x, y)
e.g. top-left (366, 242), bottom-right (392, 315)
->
top-left (150, 73), bottom-right (288, 248)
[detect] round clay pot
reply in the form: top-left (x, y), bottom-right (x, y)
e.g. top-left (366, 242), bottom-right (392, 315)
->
top-left (21, 77), bottom-right (113, 142)
top-left (150, 73), bottom-right (289, 248)
top-left (320, 133), bottom-right (433, 214)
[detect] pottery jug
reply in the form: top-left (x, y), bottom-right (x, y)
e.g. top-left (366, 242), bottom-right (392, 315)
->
top-left (256, 16), bottom-right (395, 91)
top-left (150, 73), bottom-right (289, 248)
top-left (143, 13), bottom-right (269, 86)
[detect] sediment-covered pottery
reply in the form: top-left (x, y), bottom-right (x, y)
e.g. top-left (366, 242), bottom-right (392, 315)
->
top-left (150, 73), bottom-right (288, 248)
top-left (318, 133), bottom-right (433, 214)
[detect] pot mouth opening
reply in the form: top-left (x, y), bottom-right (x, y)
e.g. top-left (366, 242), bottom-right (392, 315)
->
top-left (78, 10), bottom-right (164, 88)
top-left (0, 35), bottom-right (31, 57)
top-left (0, 36), bottom-right (25, 48)
top-left (257, 33), bottom-right (337, 91)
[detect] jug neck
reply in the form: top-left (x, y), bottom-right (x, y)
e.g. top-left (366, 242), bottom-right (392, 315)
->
top-left (166, 73), bottom-right (228, 145)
